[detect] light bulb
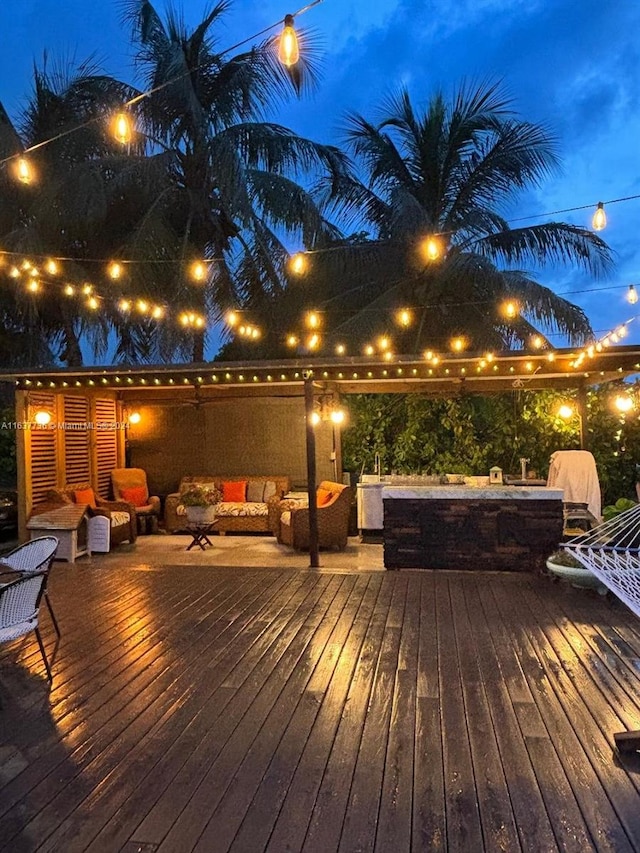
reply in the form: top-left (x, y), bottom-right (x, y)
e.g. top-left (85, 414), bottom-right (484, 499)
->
top-left (558, 404), bottom-right (574, 419)
top-left (615, 395), bottom-right (634, 413)
top-left (422, 236), bottom-right (442, 262)
top-left (108, 261), bottom-right (123, 280)
top-left (628, 285), bottom-right (638, 305)
top-left (34, 410), bottom-right (51, 426)
top-left (190, 261), bottom-right (206, 281)
top-left (397, 308), bottom-right (412, 327)
top-left (15, 157), bottom-right (33, 184)
top-left (330, 409), bottom-right (345, 424)
top-left (310, 411), bottom-right (321, 426)
top-left (592, 201), bottom-right (606, 231)
top-left (128, 411), bottom-right (141, 424)
top-left (290, 253), bottom-right (307, 274)
top-left (113, 112), bottom-right (132, 145)
top-left (278, 15), bottom-right (299, 66)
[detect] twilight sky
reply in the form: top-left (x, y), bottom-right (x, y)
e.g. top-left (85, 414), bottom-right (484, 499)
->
top-left (1, 0), bottom-right (639, 351)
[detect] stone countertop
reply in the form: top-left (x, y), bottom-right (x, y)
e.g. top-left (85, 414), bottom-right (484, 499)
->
top-left (382, 485), bottom-right (563, 501)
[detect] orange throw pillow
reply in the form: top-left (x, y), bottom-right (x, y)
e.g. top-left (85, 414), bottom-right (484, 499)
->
top-left (316, 488), bottom-right (333, 506)
top-left (222, 480), bottom-right (247, 502)
top-left (74, 487), bottom-right (97, 509)
top-left (120, 486), bottom-right (148, 507)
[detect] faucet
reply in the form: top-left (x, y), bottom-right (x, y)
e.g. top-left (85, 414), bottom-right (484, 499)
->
top-left (520, 457), bottom-right (530, 480)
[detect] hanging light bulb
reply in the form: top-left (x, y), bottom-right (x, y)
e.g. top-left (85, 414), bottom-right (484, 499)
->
top-left (396, 308), bottom-right (412, 327)
top-left (627, 285), bottom-right (638, 305)
top-left (421, 236), bottom-right (442, 262)
top-left (14, 156), bottom-right (33, 184)
top-left (190, 261), bottom-right (207, 282)
top-left (45, 259), bottom-right (59, 275)
top-left (503, 300), bottom-right (518, 319)
top-left (289, 253), bottom-right (307, 275)
top-left (108, 261), bottom-right (123, 280)
top-left (278, 14), bottom-right (299, 66)
top-left (592, 201), bottom-right (606, 231)
top-left (113, 112), bottom-right (133, 145)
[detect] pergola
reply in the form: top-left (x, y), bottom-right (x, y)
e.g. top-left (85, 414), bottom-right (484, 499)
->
top-left (3, 344), bottom-right (640, 564)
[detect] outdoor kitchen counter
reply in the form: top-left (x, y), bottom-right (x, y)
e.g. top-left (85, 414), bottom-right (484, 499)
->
top-left (382, 485), bottom-right (564, 571)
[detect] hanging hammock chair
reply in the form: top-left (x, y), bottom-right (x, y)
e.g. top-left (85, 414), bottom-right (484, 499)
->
top-left (562, 503), bottom-right (640, 751)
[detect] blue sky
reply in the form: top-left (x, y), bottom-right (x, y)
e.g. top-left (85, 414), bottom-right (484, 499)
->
top-left (1, 0), bottom-right (639, 353)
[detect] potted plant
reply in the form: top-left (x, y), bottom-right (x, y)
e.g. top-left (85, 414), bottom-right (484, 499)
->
top-left (180, 484), bottom-right (222, 524)
top-left (545, 548), bottom-right (607, 594)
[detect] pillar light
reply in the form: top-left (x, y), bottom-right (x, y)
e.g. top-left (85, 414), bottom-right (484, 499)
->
top-left (278, 14), bottom-right (299, 66)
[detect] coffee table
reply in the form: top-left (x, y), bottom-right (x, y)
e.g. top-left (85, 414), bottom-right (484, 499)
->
top-left (185, 520), bottom-right (218, 551)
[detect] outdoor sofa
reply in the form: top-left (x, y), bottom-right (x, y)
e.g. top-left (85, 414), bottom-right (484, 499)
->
top-left (164, 475), bottom-right (290, 534)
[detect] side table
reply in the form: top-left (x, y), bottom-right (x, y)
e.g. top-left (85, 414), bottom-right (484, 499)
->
top-left (185, 520), bottom-right (218, 551)
top-left (27, 503), bottom-right (90, 562)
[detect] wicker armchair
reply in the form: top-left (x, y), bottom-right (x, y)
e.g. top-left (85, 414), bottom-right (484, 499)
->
top-left (111, 468), bottom-right (161, 534)
top-left (32, 484), bottom-right (137, 548)
top-left (278, 481), bottom-right (352, 551)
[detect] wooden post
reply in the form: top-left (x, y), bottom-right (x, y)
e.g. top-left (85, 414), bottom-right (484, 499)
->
top-left (304, 373), bottom-right (319, 568)
top-left (577, 384), bottom-right (589, 450)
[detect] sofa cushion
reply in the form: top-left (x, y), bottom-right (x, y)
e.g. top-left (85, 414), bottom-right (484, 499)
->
top-left (215, 501), bottom-right (268, 518)
top-left (120, 486), bottom-right (148, 507)
top-left (110, 511), bottom-right (131, 526)
top-left (246, 481), bottom-right (265, 502)
top-left (222, 480), bottom-right (247, 502)
top-left (263, 480), bottom-right (277, 500)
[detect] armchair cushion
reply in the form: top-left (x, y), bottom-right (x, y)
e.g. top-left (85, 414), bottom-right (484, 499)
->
top-left (120, 486), bottom-right (148, 507)
top-left (73, 487), bottom-right (97, 509)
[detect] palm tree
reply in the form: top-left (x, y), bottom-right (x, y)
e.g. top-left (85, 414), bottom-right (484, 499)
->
top-left (115, 0), bottom-right (347, 362)
top-left (263, 81), bottom-right (613, 357)
top-left (0, 59), bottom-right (140, 366)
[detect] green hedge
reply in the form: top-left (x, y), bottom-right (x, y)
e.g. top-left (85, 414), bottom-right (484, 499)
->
top-left (341, 381), bottom-right (640, 506)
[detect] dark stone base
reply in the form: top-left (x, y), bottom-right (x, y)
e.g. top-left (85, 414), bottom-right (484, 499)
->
top-left (383, 498), bottom-right (563, 571)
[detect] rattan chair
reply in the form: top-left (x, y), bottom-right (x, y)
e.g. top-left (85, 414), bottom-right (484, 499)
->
top-left (0, 572), bottom-right (52, 681)
top-left (278, 481), bottom-right (352, 551)
top-left (111, 468), bottom-right (161, 534)
top-left (0, 536), bottom-right (60, 636)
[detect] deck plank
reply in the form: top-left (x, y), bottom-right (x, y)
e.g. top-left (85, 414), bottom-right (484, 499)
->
top-left (2, 564), bottom-right (640, 852)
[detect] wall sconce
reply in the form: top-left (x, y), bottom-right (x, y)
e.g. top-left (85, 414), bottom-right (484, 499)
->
top-left (128, 411), bottom-right (141, 425)
top-left (310, 395), bottom-right (347, 427)
top-left (34, 409), bottom-right (52, 426)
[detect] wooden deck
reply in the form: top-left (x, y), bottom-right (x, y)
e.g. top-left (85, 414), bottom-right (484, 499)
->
top-left (2, 563), bottom-right (640, 852)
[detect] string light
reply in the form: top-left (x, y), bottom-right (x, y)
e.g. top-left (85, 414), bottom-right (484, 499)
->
top-left (112, 112), bottom-right (133, 146)
top-left (14, 157), bottom-right (33, 184)
top-left (396, 308), bottom-right (412, 327)
top-left (421, 236), bottom-right (442, 262)
top-left (278, 14), bottom-right (299, 66)
top-left (592, 201), bottom-right (607, 231)
top-left (190, 261), bottom-right (207, 282)
top-left (289, 253), bottom-right (307, 275)
top-left (108, 261), bottom-right (123, 280)
top-left (628, 285), bottom-right (638, 305)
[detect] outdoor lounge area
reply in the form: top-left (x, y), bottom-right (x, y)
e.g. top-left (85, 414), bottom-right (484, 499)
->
top-left (2, 556), bottom-right (640, 851)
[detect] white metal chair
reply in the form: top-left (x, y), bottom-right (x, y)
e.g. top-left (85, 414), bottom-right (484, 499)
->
top-left (0, 536), bottom-right (60, 636)
top-left (0, 573), bottom-right (52, 681)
